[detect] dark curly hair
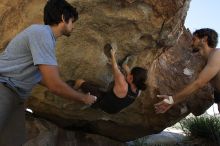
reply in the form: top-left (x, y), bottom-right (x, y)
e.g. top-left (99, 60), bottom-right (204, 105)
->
top-left (193, 28), bottom-right (218, 48)
top-left (131, 67), bottom-right (147, 90)
top-left (44, 0), bottom-right (78, 25)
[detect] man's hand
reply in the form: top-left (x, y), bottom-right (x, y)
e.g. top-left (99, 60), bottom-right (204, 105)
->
top-left (83, 94), bottom-right (97, 105)
top-left (154, 95), bottom-right (174, 114)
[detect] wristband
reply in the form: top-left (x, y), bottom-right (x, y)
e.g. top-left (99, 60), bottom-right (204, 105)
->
top-left (163, 96), bottom-right (174, 105)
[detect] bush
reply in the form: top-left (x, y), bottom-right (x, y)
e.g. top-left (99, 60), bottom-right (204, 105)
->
top-left (131, 136), bottom-right (149, 146)
top-left (180, 116), bottom-right (220, 145)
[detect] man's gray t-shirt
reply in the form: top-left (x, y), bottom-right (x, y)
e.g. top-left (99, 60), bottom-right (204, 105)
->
top-left (0, 24), bottom-right (57, 99)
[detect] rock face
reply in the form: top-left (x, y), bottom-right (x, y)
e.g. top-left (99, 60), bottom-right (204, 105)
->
top-left (0, 0), bottom-right (213, 142)
top-left (24, 114), bottom-right (125, 146)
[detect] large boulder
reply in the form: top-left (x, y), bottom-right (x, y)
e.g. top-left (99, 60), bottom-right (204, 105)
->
top-left (0, 0), bottom-right (213, 142)
top-left (24, 113), bottom-right (125, 146)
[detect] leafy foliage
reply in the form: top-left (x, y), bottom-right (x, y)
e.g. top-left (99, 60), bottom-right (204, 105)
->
top-left (180, 116), bottom-right (220, 145)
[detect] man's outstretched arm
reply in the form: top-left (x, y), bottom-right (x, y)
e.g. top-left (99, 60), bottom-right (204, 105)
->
top-left (155, 51), bottom-right (220, 113)
top-left (39, 64), bottom-right (96, 105)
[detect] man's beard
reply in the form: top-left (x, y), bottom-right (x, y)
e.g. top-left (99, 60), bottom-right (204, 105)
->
top-left (64, 32), bottom-right (71, 37)
top-left (62, 29), bottom-right (71, 37)
top-left (191, 42), bottom-right (203, 53)
top-left (192, 47), bottom-right (199, 53)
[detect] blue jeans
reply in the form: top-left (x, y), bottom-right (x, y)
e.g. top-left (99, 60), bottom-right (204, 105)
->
top-left (0, 83), bottom-right (25, 146)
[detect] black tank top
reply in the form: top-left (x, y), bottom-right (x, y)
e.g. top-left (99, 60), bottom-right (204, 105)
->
top-left (98, 84), bottom-right (139, 114)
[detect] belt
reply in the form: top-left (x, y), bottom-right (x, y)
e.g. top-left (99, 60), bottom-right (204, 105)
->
top-left (0, 82), bottom-right (17, 94)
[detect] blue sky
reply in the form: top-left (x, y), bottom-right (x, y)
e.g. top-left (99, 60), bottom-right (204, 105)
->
top-left (185, 0), bottom-right (220, 48)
